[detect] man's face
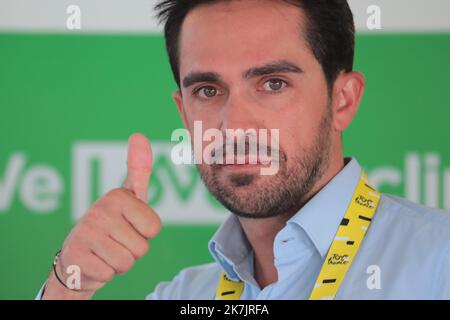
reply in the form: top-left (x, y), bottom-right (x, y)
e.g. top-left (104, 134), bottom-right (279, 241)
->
top-left (174, 0), bottom-right (335, 218)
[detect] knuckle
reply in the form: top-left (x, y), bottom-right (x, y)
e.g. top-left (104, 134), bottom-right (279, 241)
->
top-left (110, 188), bottom-right (124, 197)
top-left (108, 188), bottom-right (130, 201)
top-left (87, 206), bottom-right (105, 222)
top-left (77, 220), bottom-right (96, 238)
top-left (88, 206), bottom-right (112, 228)
top-left (99, 267), bottom-right (115, 283)
top-left (116, 255), bottom-right (135, 274)
top-left (141, 227), bottom-right (154, 239)
top-left (153, 214), bottom-right (162, 234)
top-left (147, 213), bottom-right (162, 238)
top-left (134, 240), bottom-right (149, 258)
top-left (139, 208), bottom-right (162, 239)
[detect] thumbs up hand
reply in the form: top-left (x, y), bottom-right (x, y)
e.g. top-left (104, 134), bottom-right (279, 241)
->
top-left (123, 133), bottom-right (153, 202)
top-left (42, 134), bottom-right (162, 300)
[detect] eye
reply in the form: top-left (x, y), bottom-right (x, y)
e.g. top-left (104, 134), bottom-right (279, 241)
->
top-left (194, 86), bottom-right (219, 99)
top-left (262, 79), bottom-right (287, 93)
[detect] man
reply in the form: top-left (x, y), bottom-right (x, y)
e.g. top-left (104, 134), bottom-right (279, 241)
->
top-left (39, 0), bottom-right (450, 299)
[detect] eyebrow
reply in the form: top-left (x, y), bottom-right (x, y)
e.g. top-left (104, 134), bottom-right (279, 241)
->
top-left (182, 72), bottom-right (221, 88)
top-left (243, 60), bottom-right (303, 79)
top-left (182, 60), bottom-right (303, 88)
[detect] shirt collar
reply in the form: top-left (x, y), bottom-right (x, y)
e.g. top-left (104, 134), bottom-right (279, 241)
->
top-left (208, 213), bottom-right (251, 281)
top-left (287, 157), bottom-right (362, 258)
top-left (208, 157), bottom-right (362, 279)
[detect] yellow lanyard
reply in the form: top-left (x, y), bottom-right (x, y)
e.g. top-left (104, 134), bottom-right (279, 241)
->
top-left (215, 171), bottom-right (380, 300)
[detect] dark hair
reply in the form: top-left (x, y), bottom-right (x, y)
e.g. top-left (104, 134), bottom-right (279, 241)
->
top-left (155, 0), bottom-right (355, 91)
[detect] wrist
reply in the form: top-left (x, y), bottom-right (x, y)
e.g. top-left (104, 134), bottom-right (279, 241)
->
top-left (41, 271), bottom-right (95, 300)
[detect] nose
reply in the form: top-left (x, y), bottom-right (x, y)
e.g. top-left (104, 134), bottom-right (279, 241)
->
top-left (219, 89), bottom-right (260, 132)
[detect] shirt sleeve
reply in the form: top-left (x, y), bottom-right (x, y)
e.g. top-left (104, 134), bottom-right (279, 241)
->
top-left (434, 242), bottom-right (450, 299)
top-left (145, 263), bottom-right (221, 300)
top-left (146, 274), bottom-right (183, 300)
top-left (35, 282), bottom-right (47, 300)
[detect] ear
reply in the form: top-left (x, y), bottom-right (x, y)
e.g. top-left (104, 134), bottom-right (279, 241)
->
top-left (172, 90), bottom-right (189, 129)
top-left (331, 71), bottom-right (366, 131)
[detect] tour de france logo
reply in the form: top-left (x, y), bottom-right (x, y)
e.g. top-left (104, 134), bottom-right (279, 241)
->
top-left (355, 194), bottom-right (375, 209)
top-left (328, 253), bottom-right (350, 265)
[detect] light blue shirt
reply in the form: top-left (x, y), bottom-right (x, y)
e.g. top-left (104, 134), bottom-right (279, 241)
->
top-left (146, 158), bottom-right (450, 300)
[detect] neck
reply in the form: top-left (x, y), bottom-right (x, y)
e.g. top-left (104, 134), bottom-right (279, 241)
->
top-left (238, 156), bottom-right (346, 289)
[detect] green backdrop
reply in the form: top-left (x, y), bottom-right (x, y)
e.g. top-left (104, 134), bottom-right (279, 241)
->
top-left (1, 32), bottom-right (450, 299)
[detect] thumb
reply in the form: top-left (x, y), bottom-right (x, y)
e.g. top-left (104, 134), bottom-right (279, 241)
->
top-left (123, 133), bottom-right (153, 203)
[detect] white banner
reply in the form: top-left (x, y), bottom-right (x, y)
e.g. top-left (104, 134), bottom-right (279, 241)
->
top-left (1, 0), bottom-right (450, 33)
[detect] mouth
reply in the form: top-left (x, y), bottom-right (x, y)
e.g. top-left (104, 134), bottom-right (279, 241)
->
top-left (217, 154), bottom-right (272, 173)
top-left (222, 153), bottom-right (272, 165)
top-left (221, 162), bottom-right (263, 173)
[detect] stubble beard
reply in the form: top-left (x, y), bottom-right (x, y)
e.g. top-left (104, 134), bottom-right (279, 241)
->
top-left (197, 110), bottom-right (333, 219)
